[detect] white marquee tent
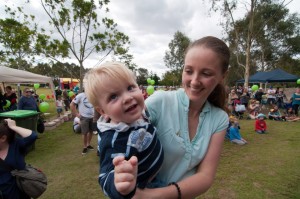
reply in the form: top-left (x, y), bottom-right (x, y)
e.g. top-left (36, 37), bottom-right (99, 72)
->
top-left (0, 65), bottom-right (55, 97)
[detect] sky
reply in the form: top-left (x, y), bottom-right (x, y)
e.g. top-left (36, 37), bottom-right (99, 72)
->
top-left (1, 0), bottom-right (300, 78)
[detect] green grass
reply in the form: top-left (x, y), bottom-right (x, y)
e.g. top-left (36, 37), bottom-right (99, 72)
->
top-left (25, 117), bottom-right (300, 198)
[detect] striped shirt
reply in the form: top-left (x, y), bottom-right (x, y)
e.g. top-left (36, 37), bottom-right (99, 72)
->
top-left (98, 118), bottom-right (163, 199)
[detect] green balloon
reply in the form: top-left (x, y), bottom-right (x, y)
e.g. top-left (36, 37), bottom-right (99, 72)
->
top-left (68, 91), bottom-right (75, 97)
top-left (146, 85), bottom-right (154, 95)
top-left (150, 80), bottom-right (155, 85)
top-left (297, 79), bottom-right (300, 84)
top-left (251, 85), bottom-right (259, 91)
top-left (34, 83), bottom-right (40, 89)
top-left (39, 94), bottom-right (46, 100)
top-left (39, 102), bottom-right (50, 113)
top-left (147, 78), bottom-right (151, 84)
top-left (3, 100), bottom-right (11, 108)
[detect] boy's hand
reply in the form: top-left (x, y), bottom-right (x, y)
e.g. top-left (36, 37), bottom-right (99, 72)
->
top-left (113, 156), bottom-right (138, 196)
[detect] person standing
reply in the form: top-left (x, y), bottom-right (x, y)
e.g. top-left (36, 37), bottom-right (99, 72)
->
top-left (55, 95), bottom-right (64, 118)
top-left (70, 91), bottom-right (95, 155)
top-left (291, 87), bottom-right (300, 116)
top-left (0, 87), bottom-right (7, 113)
top-left (3, 86), bottom-right (17, 111)
top-left (267, 86), bottom-right (276, 105)
top-left (62, 89), bottom-right (70, 111)
top-left (17, 88), bottom-right (39, 111)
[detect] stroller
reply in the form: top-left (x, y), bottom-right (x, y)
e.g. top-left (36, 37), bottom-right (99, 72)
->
top-left (232, 99), bottom-right (246, 119)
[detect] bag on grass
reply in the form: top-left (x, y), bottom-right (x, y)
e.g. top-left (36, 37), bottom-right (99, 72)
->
top-left (11, 165), bottom-right (47, 198)
top-left (235, 104), bottom-right (246, 112)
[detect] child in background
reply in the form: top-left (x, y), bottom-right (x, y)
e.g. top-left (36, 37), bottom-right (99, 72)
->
top-left (55, 95), bottom-right (64, 117)
top-left (255, 113), bottom-right (267, 134)
top-left (268, 105), bottom-right (286, 121)
top-left (84, 62), bottom-right (164, 199)
top-left (228, 117), bottom-right (247, 145)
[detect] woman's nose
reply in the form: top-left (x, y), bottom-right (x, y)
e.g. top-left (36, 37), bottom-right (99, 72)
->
top-left (191, 74), bottom-right (200, 85)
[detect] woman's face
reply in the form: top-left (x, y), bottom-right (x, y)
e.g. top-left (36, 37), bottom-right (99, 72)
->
top-left (182, 46), bottom-right (225, 103)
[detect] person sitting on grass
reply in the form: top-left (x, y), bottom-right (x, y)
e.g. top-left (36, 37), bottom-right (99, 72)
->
top-left (228, 116), bottom-right (247, 145)
top-left (255, 113), bottom-right (267, 134)
top-left (268, 105), bottom-right (286, 121)
top-left (285, 107), bottom-right (300, 122)
top-left (248, 99), bottom-right (260, 119)
top-left (84, 62), bottom-right (164, 199)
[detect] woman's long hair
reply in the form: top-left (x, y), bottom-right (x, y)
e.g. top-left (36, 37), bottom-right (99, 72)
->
top-left (0, 120), bottom-right (16, 144)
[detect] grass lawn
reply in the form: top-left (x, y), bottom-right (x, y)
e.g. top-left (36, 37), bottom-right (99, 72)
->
top-left (25, 118), bottom-right (300, 199)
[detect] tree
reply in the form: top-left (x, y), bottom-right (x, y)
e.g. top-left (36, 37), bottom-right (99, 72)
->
top-left (225, 1), bottom-right (300, 84)
top-left (164, 31), bottom-right (191, 85)
top-left (160, 70), bottom-right (179, 86)
top-left (0, 5), bottom-right (70, 70)
top-left (112, 53), bottom-right (137, 71)
top-left (39, 0), bottom-right (130, 91)
top-left (208, 0), bottom-right (300, 87)
top-left (136, 67), bottom-right (149, 85)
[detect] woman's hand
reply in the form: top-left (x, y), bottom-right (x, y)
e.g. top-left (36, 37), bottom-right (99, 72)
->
top-left (5, 118), bottom-right (16, 128)
top-left (113, 156), bottom-right (138, 196)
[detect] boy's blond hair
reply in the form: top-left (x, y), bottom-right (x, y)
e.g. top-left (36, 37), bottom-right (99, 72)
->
top-left (84, 62), bottom-right (137, 107)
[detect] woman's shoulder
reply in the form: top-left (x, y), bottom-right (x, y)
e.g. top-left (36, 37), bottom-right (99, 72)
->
top-left (145, 89), bottom-right (182, 105)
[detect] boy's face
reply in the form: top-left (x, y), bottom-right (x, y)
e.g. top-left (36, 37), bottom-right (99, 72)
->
top-left (259, 117), bottom-right (264, 120)
top-left (96, 79), bottom-right (144, 124)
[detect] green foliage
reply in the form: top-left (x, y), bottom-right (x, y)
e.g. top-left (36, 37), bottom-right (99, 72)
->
top-left (164, 31), bottom-right (190, 70)
top-left (136, 68), bottom-right (149, 85)
top-left (0, 5), bottom-right (70, 69)
top-left (163, 31), bottom-right (190, 85)
top-left (160, 70), bottom-right (180, 86)
top-left (40, 0), bottom-right (130, 91)
top-left (221, 1), bottom-right (300, 85)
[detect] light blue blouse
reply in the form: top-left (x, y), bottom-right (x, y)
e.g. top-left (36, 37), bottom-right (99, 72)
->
top-left (145, 88), bottom-right (228, 184)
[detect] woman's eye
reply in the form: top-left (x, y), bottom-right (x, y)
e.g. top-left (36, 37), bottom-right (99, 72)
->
top-left (203, 72), bottom-right (212, 76)
top-left (185, 69), bottom-right (192, 74)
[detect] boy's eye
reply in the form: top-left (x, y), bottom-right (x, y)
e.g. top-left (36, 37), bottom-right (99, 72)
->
top-left (128, 85), bottom-right (135, 91)
top-left (109, 94), bottom-right (118, 101)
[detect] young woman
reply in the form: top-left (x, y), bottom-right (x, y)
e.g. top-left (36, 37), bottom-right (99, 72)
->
top-left (114, 36), bottom-right (230, 198)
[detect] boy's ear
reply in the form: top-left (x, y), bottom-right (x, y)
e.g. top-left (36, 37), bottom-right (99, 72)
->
top-left (96, 107), bottom-right (105, 115)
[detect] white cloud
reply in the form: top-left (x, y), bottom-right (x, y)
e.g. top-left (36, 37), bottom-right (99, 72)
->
top-left (1, 0), bottom-right (300, 78)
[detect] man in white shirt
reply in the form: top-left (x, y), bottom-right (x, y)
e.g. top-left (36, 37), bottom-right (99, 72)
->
top-left (267, 86), bottom-right (276, 105)
top-left (70, 92), bottom-right (95, 155)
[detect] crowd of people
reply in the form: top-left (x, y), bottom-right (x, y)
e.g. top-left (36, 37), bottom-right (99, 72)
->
top-left (1, 35), bottom-right (300, 199)
top-left (227, 85), bottom-right (300, 122)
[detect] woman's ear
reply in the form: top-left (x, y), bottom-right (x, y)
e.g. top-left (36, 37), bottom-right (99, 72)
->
top-left (0, 135), bottom-right (7, 143)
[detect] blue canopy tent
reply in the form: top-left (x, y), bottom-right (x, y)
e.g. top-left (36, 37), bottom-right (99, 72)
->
top-left (236, 68), bottom-right (299, 83)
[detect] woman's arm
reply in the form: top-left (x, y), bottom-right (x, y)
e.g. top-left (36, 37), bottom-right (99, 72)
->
top-left (5, 118), bottom-right (32, 137)
top-left (132, 130), bottom-right (226, 199)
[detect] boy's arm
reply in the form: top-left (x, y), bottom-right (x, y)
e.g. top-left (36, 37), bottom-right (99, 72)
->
top-left (100, 156), bottom-right (137, 199)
